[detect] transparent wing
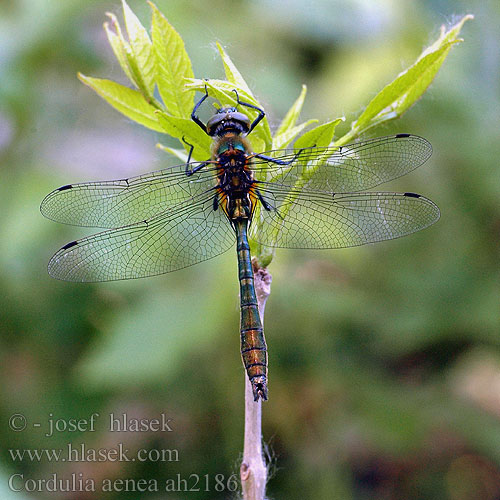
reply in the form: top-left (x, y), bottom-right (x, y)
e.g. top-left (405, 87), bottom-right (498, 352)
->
top-left (250, 134), bottom-right (432, 192)
top-left (251, 186), bottom-right (440, 249)
top-left (48, 194), bottom-right (234, 282)
top-left (41, 161), bottom-right (218, 228)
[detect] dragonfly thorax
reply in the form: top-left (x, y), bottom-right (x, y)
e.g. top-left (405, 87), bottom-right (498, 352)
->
top-left (214, 135), bottom-right (255, 222)
top-left (212, 132), bottom-right (251, 159)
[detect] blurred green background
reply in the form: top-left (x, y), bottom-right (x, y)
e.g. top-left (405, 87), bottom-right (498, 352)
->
top-left (0, 0), bottom-right (498, 499)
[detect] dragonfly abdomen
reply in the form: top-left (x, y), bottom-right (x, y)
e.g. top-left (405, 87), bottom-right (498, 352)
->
top-left (235, 219), bottom-right (268, 401)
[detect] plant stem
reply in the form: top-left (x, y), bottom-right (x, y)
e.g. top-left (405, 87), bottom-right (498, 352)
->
top-left (240, 261), bottom-right (272, 500)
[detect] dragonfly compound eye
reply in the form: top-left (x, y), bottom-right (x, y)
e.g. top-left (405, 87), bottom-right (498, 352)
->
top-left (206, 108), bottom-right (251, 136)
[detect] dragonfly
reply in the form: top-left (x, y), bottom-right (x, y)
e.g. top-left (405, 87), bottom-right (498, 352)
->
top-left (41, 86), bottom-right (440, 401)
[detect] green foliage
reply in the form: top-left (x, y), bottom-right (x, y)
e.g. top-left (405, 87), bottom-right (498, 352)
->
top-left (78, 74), bottom-right (164, 132)
top-left (79, 1), bottom-right (472, 267)
top-left (84, 1), bottom-right (473, 153)
top-left (150, 1), bottom-right (194, 117)
top-left (294, 118), bottom-right (343, 149)
top-left (350, 15), bottom-right (474, 138)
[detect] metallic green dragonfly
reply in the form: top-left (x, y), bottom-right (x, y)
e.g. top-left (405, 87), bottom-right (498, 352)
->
top-left (41, 88), bottom-right (439, 400)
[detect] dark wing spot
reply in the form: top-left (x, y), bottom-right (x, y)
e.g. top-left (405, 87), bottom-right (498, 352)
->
top-left (61, 240), bottom-right (78, 250)
top-left (404, 192), bottom-right (420, 198)
top-left (395, 133), bottom-right (411, 138)
top-left (58, 184), bottom-right (73, 191)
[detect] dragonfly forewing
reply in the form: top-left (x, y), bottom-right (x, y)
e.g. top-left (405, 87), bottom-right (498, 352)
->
top-left (250, 134), bottom-right (432, 192)
top-left (41, 162), bottom-right (218, 228)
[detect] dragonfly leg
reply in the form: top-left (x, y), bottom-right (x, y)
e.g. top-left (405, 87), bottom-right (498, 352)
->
top-left (255, 188), bottom-right (273, 211)
top-left (232, 89), bottom-right (265, 135)
top-left (253, 147), bottom-right (308, 166)
top-left (182, 136), bottom-right (209, 176)
top-left (186, 161), bottom-right (210, 176)
top-left (183, 136), bottom-right (195, 163)
top-left (191, 81), bottom-right (210, 133)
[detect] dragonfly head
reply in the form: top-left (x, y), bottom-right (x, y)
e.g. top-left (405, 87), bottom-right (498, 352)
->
top-left (206, 107), bottom-right (251, 137)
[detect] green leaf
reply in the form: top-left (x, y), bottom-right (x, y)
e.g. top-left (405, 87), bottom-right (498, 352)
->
top-left (121, 0), bottom-right (155, 99)
top-left (149, 1), bottom-right (194, 117)
top-left (186, 78), bottom-right (253, 104)
top-left (103, 13), bottom-right (135, 85)
top-left (294, 118), bottom-right (343, 149)
top-left (276, 85), bottom-right (307, 137)
top-left (155, 111), bottom-right (211, 160)
top-left (249, 136), bottom-right (265, 156)
top-left (216, 42), bottom-right (253, 96)
top-left (352, 14), bottom-right (473, 134)
top-left (423, 14), bottom-right (474, 56)
top-left (78, 74), bottom-right (164, 132)
top-left (272, 119), bottom-right (317, 150)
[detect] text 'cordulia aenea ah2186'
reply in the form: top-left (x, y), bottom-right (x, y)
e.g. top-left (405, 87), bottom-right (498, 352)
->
top-left (41, 86), bottom-right (440, 401)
